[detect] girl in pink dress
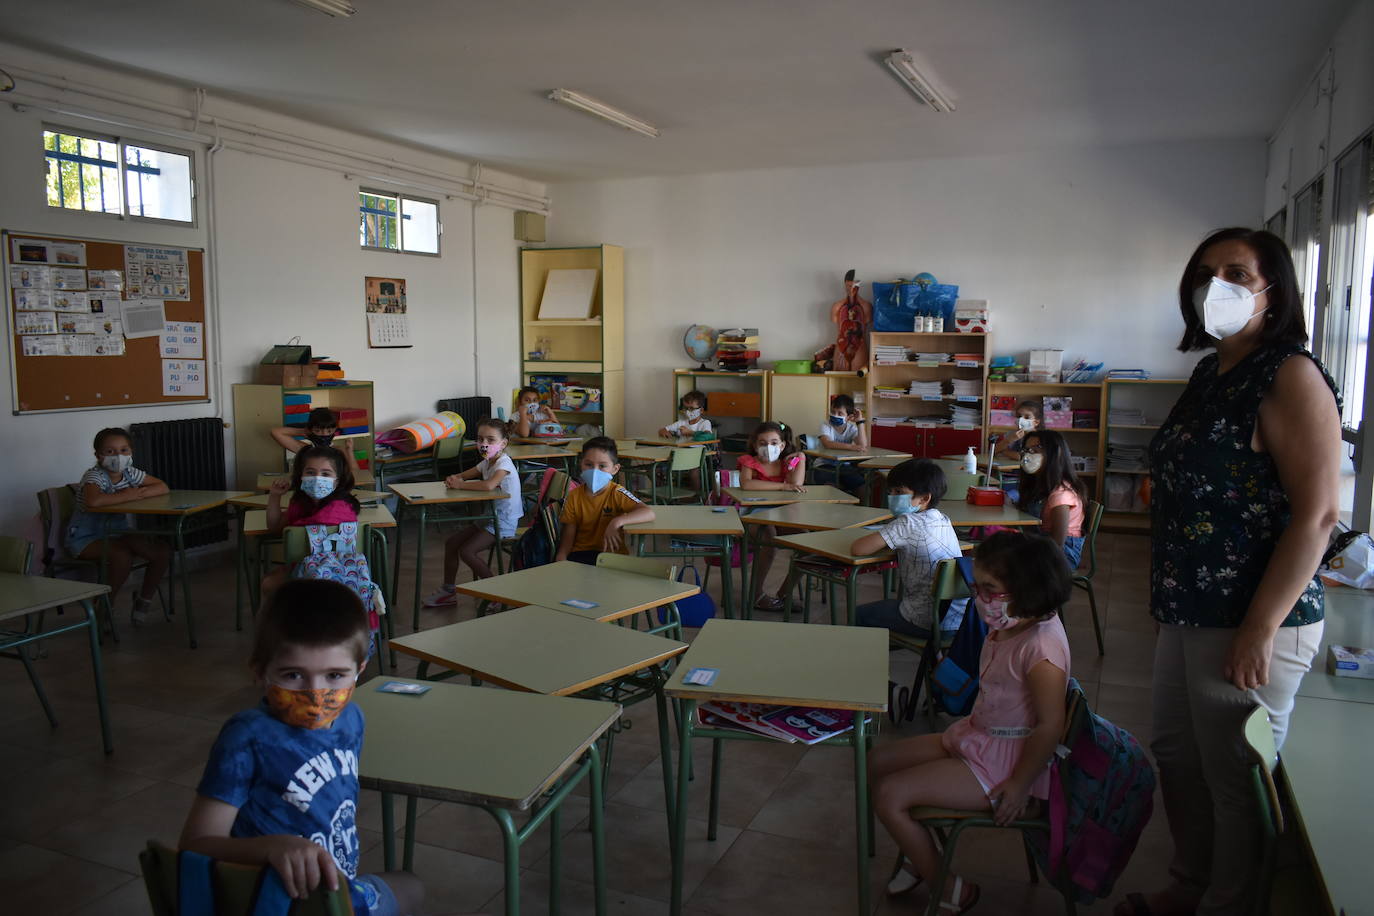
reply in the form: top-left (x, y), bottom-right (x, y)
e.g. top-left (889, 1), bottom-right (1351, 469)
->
top-left (870, 532), bottom-right (1073, 914)
top-left (261, 446), bottom-right (362, 600)
top-left (735, 421), bottom-right (806, 611)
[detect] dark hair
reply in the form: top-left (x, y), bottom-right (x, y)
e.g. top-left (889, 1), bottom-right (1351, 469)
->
top-left (1015, 400), bottom-right (1043, 422)
top-left (288, 446), bottom-right (360, 514)
top-left (475, 417), bottom-right (515, 440)
top-left (250, 579), bottom-right (371, 673)
top-left (748, 421), bottom-right (799, 461)
top-left (974, 531), bottom-right (1073, 618)
top-left (580, 435), bottom-right (619, 464)
top-left (517, 386), bottom-right (541, 402)
top-left (887, 458), bottom-right (947, 508)
top-left (830, 394), bottom-right (856, 414)
top-left (1177, 227), bottom-right (1308, 351)
top-left (1015, 430), bottom-right (1084, 514)
top-left (306, 407), bottom-right (338, 430)
top-left (680, 389), bottom-right (706, 408)
top-left (93, 427), bottom-right (131, 452)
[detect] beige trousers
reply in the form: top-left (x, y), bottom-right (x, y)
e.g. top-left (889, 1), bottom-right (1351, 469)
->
top-left (1150, 621), bottom-right (1323, 916)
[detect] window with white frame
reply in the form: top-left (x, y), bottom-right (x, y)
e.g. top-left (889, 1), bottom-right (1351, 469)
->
top-left (1291, 178), bottom-right (1324, 348)
top-left (359, 189), bottom-right (440, 254)
top-left (1323, 136), bottom-right (1373, 433)
top-left (44, 128), bottom-right (195, 224)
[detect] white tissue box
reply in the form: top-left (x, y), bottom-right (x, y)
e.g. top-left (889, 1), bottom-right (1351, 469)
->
top-left (1327, 645), bottom-right (1374, 679)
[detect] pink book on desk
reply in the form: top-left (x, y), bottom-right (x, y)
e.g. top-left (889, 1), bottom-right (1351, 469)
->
top-left (698, 701), bottom-right (797, 742)
top-left (760, 706), bottom-right (866, 745)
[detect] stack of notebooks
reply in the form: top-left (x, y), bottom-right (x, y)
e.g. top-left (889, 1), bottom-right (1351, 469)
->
top-left (1108, 407), bottom-right (1147, 426)
top-left (907, 380), bottom-right (944, 400)
top-left (717, 328), bottom-right (760, 371)
top-left (952, 352), bottom-right (982, 367)
top-left (1106, 440), bottom-right (1148, 471)
top-left (872, 416), bottom-right (905, 426)
top-left (949, 404), bottom-right (981, 427)
top-left (1107, 368), bottom-right (1151, 380)
top-left (313, 357), bottom-right (346, 386)
top-left (337, 408), bottom-right (369, 436)
top-left (283, 393), bottom-right (313, 426)
top-left (698, 700), bottom-right (868, 745)
top-left (874, 385), bottom-right (908, 399)
top-left (950, 378), bottom-right (981, 400)
top-left (872, 345), bottom-right (909, 363)
top-left (913, 351), bottom-right (952, 364)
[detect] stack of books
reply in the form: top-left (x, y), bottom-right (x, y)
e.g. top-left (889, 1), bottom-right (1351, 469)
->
top-left (313, 357), bottom-right (346, 386)
top-left (1107, 368), bottom-right (1151, 380)
top-left (907, 380), bottom-right (944, 400)
top-left (949, 404), bottom-right (981, 428)
top-left (717, 328), bottom-right (760, 371)
top-left (874, 385), bottom-right (908, 399)
top-left (913, 351), bottom-right (952, 364)
top-left (698, 700), bottom-right (868, 745)
top-left (1108, 407), bottom-right (1147, 426)
top-left (872, 345), bottom-right (908, 363)
top-left (1106, 440), bottom-right (1148, 471)
top-left (950, 378), bottom-right (981, 400)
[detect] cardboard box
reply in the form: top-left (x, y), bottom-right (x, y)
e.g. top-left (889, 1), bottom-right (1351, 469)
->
top-left (256, 364), bottom-right (319, 387)
top-left (990, 409), bottom-right (1016, 427)
top-left (1327, 645), bottom-right (1374, 678)
top-left (1043, 396), bottom-right (1073, 429)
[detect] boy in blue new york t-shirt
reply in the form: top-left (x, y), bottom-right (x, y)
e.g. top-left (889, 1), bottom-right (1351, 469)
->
top-left (180, 579), bottom-right (423, 915)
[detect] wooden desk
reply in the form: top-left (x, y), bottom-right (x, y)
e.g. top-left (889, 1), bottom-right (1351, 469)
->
top-left (372, 447), bottom-right (435, 490)
top-left (723, 485), bottom-right (857, 507)
top-left (664, 619), bottom-right (888, 916)
top-left (512, 436), bottom-right (580, 446)
top-left (456, 560), bottom-right (700, 623)
top-left (618, 446), bottom-right (674, 504)
top-left (1280, 695), bottom-right (1374, 916)
top-left (88, 489), bottom-right (250, 648)
top-left (741, 502), bottom-right (891, 532)
top-left (0, 573), bottom-right (113, 753)
top-left (388, 482), bottom-right (510, 630)
top-left (506, 443), bottom-right (578, 470)
top-left (940, 453), bottom-right (1019, 472)
top-left (391, 606), bottom-right (688, 836)
top-left (355, 677), bottom-right (618, 916)
top-left (804, 446), bottom-right (908, 463)
top-left (229, 489), bottom-right (389, 509)
top-left (776, 529), bottom-right (893, 626)
top-left (636, 436), bottom-right (719, 448)
top-left (1297, 591), bottom-right (1374, 705)
top-left (940, 501), bottom-right (1041, 527)
top-left (239, 506), bottom-right (396, 537)
top-left (260, 470), bottom-right (379, 491)
top-left (625, 506), bottom-right (745, 620)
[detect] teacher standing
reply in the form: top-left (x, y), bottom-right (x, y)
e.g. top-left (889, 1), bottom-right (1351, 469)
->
top-left (1122, 227), bottom-right (1341, 916)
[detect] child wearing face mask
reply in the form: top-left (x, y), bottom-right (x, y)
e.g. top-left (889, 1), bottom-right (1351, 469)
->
top-left (181, 579), bottom-right (426, 915)
top-left (872, 532), bottom-right (1072, 911)
top-left (555, 437), bottom-right (655, 565)
top-left (737, 421), bottom-right (806, 611)
top-left (994, 399), bottom-right (1042, 460)
top-left (658, 390), bottom-right (713, 439)
top-left (67, 426), bottom-right (173, 625)
top-left (262, 447), bottom-right (362, 601)
top-left (1014, 430), bottom-right (1086, 568)
top-left (814, 394), bottom-right (869, 493)
top-left (848, 459), bottom-right (966, 637)
top-left (423, 419), bottom-right (522, 606)
top-left (514, 386), bottom-right (560, 438)
top-left (270, 407), bottom-right (363, 481)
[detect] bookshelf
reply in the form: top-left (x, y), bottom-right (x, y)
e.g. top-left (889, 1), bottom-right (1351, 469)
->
top-left (988, 381), bottom-right (1104, 484)
top-left (1099, 378), bottom-right (1186, 531)
top-left (866, 332), bottom-right (989, 458)
top-left (519, 244), bottom-right (625, 437)
top-left (673, 369), bottom-right (769, 452)
top-left (232, 381), bottom-right (375, 490)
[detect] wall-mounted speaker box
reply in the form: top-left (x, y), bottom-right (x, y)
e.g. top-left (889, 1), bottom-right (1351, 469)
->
top-left (514, 210), bottom-right (546, 242)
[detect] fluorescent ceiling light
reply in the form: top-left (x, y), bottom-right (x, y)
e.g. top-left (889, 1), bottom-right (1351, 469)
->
top-left (548, 89), bottom-right (660, 138)
top-left (289, 0), bottom-right (356, 17)
top-left (884, 50), bottom-right (955, 113)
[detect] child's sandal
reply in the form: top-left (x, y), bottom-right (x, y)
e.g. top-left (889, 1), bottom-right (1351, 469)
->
top-left (938, 876), bottom-right (980, 914)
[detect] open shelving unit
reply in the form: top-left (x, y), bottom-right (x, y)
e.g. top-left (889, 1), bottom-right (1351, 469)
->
top-left (232, 381), bottom-right (375, 490)
top-left (519, 245), bottom-right (625, 437)
top-left (673, 368), bottom-right (769, 452)
top-left (866, 332), bottom-right (989, 458)
top-left (1099, 377), bottom-right (1186, 531)
top-left (988, 380), bottom-right (1104, 485)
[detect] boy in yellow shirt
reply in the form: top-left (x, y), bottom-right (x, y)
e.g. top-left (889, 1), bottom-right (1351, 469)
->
top-left (556, 437), bottom-right (655, 564)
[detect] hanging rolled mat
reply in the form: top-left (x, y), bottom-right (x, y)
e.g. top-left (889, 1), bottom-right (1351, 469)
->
top-left (375, 410), bottom-right (466, 452)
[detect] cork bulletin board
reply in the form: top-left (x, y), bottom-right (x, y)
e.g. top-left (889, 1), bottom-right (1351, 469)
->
top-left (4, 230), bottom-right (209, 413)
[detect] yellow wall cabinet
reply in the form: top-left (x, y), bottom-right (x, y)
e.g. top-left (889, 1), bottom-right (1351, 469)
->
top-left (768, 371), bottom-right (866, 436)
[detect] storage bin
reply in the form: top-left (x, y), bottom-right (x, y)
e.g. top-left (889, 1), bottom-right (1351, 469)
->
top-left (773, 360), bottom-right (811, 374)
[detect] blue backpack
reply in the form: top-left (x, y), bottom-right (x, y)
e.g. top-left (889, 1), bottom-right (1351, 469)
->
top-left (929, 557), bottom-right (986, 715)
top-left (512, 510), bottom-right (555, 571)
top-left (1029, 678), bottom-right (1157, 903)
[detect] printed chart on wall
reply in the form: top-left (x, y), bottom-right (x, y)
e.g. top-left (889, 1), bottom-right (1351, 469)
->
top-left (4, 231), bottom-right (209, 412)
top-left (364, 275), bottom-right (411, 348)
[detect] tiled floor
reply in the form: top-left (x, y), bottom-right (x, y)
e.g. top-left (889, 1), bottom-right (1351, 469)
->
top-left (2, 528), bottom-right (1175, 914)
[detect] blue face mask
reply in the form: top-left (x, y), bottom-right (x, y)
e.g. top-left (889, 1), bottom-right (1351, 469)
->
top-left (580, 467), bottom-right (612, 494)
top-left (886, 493), bottom-right (917, 516)
top-left (828, 415), bottom-right (846, 427)
top-left (300, 475), bottom-right (337, 499)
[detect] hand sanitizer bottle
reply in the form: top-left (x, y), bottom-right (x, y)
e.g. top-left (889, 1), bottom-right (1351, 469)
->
top-left (964, 447), bottom-right (977, 475)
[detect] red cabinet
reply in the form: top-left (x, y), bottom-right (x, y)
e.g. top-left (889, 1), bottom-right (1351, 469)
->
top-left (871, 425), bottom-right (981, 459)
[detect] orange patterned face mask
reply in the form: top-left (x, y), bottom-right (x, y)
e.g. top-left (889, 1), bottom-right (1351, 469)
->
top-left (265, 684), bottom-right (354, 729)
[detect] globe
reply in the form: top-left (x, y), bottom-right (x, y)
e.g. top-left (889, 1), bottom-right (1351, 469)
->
top-left (914, 271), bottom-right (938, 288)
top-left (683, 324), bottom-right (719, 370)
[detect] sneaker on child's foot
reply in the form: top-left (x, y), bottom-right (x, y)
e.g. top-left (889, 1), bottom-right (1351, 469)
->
top-left (131, 597), bottom-right (151, 626)
top-left (422, 585), bottom-right (458, 607)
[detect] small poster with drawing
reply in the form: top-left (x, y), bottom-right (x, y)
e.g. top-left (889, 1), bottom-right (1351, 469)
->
top-left (365, 276), bottom-right (411, 347)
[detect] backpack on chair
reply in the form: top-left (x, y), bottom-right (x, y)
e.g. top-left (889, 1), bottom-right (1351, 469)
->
top-left (292, 522), bottom-right (384, 635)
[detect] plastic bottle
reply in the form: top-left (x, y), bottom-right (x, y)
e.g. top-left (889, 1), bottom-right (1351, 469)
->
top-left (964, 447), bottom-right (977, 475)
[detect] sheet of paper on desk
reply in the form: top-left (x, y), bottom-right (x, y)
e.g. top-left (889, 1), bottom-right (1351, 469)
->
top-left (377, 681), bottom-right (432, 695)
top-left (561, 598), bottom-right (599, 609)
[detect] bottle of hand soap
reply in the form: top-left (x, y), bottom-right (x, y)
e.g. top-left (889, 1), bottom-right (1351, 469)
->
top-left (963, 447), bottom-right (978, 475)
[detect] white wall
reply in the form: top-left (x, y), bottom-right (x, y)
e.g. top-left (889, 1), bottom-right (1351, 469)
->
top-left (549, 140), bottom-right (1265, 435)
top-left (0, 45), bottom-right (541, 537)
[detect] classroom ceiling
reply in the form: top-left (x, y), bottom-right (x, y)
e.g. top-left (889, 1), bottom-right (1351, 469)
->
top-left (0, 0), bottom-right (1354, 182)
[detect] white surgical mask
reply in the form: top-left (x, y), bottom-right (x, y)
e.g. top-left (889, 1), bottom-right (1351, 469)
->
top-left (300, 475), bottom-right (337, 499)
top-left (101, 454), bottom-right (133, 473)
top-left (975, 593), bottom-right (1016, 631)
top-left (1017, 416), bottom-right (1037, 431)
top-left (1193, 276), bottom-right (1271, 340)
top-left (757, 443), bottom-right (783, 463)
top-left (1021, 453), bottom-right (1044, 474)
top-left (684, 407), bottom-right (702, 421)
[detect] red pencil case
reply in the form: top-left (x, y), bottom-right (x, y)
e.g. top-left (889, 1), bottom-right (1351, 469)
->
top-left (967, 486), bottom-right (1005, 506)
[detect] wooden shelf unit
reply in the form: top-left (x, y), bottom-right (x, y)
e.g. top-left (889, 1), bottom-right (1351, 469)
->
top-left (866, 332), bottom-right (989, 458)
top-left (768, 370), bottom-right (866, 435)
top-left (1100, 377), bottom-right (1186, 530)
top-left (519, 244), bottom-right (625, 437)
top-left (673, 368), bottom-right (769, 450)
top-left (988, 380), bottom-right (1104, 480)
top-left (232, 381), bottom-right (375, 491)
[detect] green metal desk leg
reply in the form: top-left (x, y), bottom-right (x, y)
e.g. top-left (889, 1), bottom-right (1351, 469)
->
top-left (402, 795), bottom-right (418, 871)
top-left (175, 517), bottom-right (197, 649)
top-left (549, 804), bottom-right (562, 916)
top-left (847, 569), bottom-right (859, 627)
top-left (492, 808), bottom-right (520, 916)
top-left (853, 710), bottom-right (870, 916)
top-left (587, 742), bottom-right (606, 916)
top-left (391, 501), bottom-right (408, 628)
top-left (707, 737), bottom-right (723, 841)
top-left (781, 553), bottom-right (799, 624)
top-left (82, 598), bottom-right (114, 754)
top-left (670, 698), bottom-right (697, 916)
top-left (719, 535), bottom-right (735, 620)
top-left (381, 791), bottom-right (396, 871)
top-left (654, 675), bottom-right (676, 833)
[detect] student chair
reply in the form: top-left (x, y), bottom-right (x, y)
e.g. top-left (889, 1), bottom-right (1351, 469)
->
top-left (1242, 704), bottom-right (1283, 916)
top-left (594, 553), bottom-right (682, 639)
top-left (494, 469), bottom-right (569, 574)
top-left (1072, 500), bottom-right (1106, 656)
top-left (889, 558), bottom-right (968, 727)
top-left (0, 536), bottom-right (60, 728)
top-left (659, 446), bottom-right (708, 505)
top-left (280, 523), bottom-right (390, 675)
top-left (900, 681), bottom-right (1091, 916)
top-left (430, 432), bottom-right (467, 480)
top-left (139, 840), bottom-right (354, 916)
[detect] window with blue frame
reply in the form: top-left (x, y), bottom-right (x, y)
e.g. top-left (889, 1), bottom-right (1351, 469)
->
top-left (44, 128), bottom-right (195, 224)
top-left (359, 189), bottom-right (440, 254)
